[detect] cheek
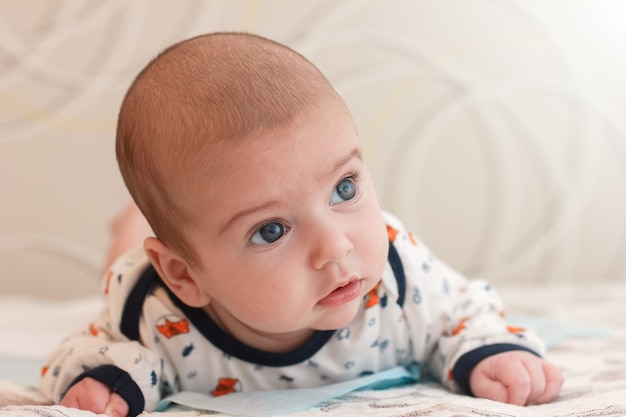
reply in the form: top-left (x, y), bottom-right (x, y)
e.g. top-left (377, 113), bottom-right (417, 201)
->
top-left (357, 203), bottom-right (389, 270)
top-left (210, 256), bottom-right (294, 301)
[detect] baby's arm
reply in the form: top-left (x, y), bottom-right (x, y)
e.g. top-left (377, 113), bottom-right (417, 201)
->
top-left (40, 251), bottom-right (168, 414)
top-left (469, 351), bottom-right (563, 405)
top-left (382, 213), bottom-right (562, 405)
top-left (40, 320), bottom-right (156, 416)
top-left (435, 279), bottom-right (563, 405)
top-left (61, 378), bottom-right (129, 417)
top-left (434, 278), bottom-right (564, 405)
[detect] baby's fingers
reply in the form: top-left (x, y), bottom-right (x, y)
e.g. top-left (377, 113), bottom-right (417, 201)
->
top-left (104, 392), bottom-right (130, 417)
top-left (528, 361), bottom-right (564, 405)
top-left (495, 359), bottom-right (534, 406)
top-left (469, 374), bottom-right (511, 404)
top-left (469, 351), bottom-right (563, 406)
top-left (61, 378), bottom-right (112, 412)
top-left (470, 355), bottom-right (533, 405)
top-left (60, 378), bottom-right (131, 417)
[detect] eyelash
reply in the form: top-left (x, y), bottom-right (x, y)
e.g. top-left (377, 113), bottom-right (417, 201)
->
top-left (341, 170), bottom-right (360, 184)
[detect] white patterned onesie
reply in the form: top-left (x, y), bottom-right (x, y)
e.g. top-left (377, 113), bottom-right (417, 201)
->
top-left (40, 212), bottom-right (546, 415)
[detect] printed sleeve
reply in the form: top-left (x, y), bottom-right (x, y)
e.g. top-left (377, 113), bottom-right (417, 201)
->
top-left (39, 248), bottom-right (169, 414)
top-left (382, 212), bottom-right (546, 394)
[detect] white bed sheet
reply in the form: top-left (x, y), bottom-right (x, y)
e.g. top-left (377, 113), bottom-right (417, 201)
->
top-left (1, 282), bottom-right (625, 417)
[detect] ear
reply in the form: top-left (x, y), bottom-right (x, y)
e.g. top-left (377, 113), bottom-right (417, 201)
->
top-left (143, 237), bottom-right (211, 308)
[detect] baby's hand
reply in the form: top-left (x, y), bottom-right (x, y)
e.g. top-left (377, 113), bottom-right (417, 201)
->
top-left (469, 350), bottom-right (563, 405)
top-left (61, 377), bottom-right (129, 417)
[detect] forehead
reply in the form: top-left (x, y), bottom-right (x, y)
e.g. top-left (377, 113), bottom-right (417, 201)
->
top-left (190, 103), bottom-right (355, 172)
top-left (219, 112), bottom-right (357, 177)
top-left (180, 111), bottom-right (361, 218)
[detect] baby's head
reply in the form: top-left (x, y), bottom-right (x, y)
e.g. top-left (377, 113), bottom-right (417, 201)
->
top-left (117, 32), bottom-right (346, 264)
top-left (116, 32), bottom-right (389, 344)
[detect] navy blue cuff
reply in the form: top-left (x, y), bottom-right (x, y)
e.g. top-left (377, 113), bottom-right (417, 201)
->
top-left (68, 364), bottom-right (145, 416)
top-left (451, 343), bottom-right (540, 396)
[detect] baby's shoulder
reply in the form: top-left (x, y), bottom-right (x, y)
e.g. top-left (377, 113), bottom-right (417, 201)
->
top-left (102, 246), bottom-right (152, 315)
top-left (382, 211), bottom-right (423, 253)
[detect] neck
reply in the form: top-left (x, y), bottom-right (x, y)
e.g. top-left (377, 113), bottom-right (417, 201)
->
top-left (203, 303), bottom-right (316, 353)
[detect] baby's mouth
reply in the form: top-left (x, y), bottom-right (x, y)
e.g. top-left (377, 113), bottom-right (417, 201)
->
top-left (317, 279), bottom-right (362, 307)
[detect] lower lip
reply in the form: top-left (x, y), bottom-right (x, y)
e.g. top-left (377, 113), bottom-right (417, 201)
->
top-left (317, 280), bottom-right (363, 307)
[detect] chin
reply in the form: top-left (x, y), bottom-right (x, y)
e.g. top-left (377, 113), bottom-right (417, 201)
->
top-left (312, 302), bottom-right (361, 330)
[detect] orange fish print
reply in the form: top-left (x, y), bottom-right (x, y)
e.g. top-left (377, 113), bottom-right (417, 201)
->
top-left (156, 316), bottom-right (190, 338)
top-left (212, 377), bottom-right (241, 396)
top-left (452, 318), bottom-right (468, 336)
top-left (89, 322), bottom-right (99, 336)
top-left (507, 325), bottom-right (525, 334)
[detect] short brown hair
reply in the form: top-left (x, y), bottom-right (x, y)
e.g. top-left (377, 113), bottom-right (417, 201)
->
top-left (116, 32), bottom-right (348, 264)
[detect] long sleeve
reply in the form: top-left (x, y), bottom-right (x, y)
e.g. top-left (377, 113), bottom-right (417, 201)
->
top-left (383, 212), bottom-right (546, 393)
top-left (39, 247), bottom-right (169, 414)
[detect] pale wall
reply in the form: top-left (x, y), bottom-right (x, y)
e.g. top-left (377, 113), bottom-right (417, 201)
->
top-left (2, 0), bottom-right (626, 298)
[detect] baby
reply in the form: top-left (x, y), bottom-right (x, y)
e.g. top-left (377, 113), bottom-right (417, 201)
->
top-left (40, 32), bottom-right (563, 417)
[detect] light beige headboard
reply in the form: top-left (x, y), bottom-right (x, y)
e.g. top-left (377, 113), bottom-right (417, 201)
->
top-left (2, 0), bottom-right (626, 298)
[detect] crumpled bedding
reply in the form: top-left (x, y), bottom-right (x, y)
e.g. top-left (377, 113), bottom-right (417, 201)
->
top-left (1, 282), bottom-right (624, 417)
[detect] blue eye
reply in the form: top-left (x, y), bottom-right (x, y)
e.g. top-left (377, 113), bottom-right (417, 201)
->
top-left (330, 177), bottom-right (357, 204)
top-left (250, 221), bottom-right (286, 245)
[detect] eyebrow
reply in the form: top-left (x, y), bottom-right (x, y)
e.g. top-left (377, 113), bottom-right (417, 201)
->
top-left (218, 200), bottom-right (282, 235)
top-left (218, 146), bottom-right (363, 234)
top-left (331, 147), bottom-right (362, 174)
